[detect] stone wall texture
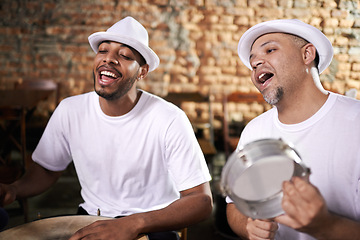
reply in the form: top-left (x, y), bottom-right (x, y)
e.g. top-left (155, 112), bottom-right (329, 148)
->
top-left (1, 0), bottom-right (360, 125)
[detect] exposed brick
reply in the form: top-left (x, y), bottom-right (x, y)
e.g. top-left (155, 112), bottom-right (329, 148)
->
top-left (331, 9), bottom-right (349, 18)
top-left (285, 8), bottom-right (310, 18)
top-left (278, 0), bottom-right (293, 8)
top-left (350, 72), bottom-right (360, 81)
top-left (352, 63), bottom-right (360, 72)
top-left (339, 19), bottom-right (355, 28)
top-left (323, 0), bottom-right (338, 8)
top-left (334, 36), bottom-right (349, 45)
top-left (346, 79), bottom-right (360, 89)
top-left (256, 8), bottom-right (284, 18)
top-left (323, 18), bottom-right (339, 28)
top-left (0, 0), bottom-right (359, 123)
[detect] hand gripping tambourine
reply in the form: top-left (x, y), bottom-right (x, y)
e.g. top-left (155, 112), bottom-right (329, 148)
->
top-left (220, 138), bottom-right (310, 219)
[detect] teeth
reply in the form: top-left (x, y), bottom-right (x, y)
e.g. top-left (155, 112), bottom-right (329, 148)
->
top-left (101, 71), bottom-right (117, 78)
top-left (259, 73), bottom-right (266, 80)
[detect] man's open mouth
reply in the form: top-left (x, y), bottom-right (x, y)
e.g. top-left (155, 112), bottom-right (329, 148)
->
top-left (98, 68), bottom-right (122, 85)
top-left (100, 70), bottom-right (119, 79)
top-left (258, 72), bottom-right (274, 83)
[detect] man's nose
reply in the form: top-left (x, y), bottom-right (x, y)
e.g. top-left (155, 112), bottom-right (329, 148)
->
top-left (103, 54), bottom-right (119, 65)
top-left (250, 55), bottom-right (264, 70)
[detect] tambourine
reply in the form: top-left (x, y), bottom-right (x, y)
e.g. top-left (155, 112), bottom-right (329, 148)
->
top-left (221, 138), bottom-right (310, 219)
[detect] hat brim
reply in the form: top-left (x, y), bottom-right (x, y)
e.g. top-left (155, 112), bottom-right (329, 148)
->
top-left (238, 19), bottom-right (333, 74)
top-left (88, 32), bottom-right (160, 72)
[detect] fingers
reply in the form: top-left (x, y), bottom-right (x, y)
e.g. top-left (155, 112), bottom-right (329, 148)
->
top-left (282, 177), bottom-right (323, 215)
top-left (247, 218), bottom-right (278, 240)
top-left (69, 221), bottom-right (103, 240)
top-left (276, 177), bottom-right (327, 229)
top-left (289, 177), bottom-right (320, 202)
top-left (0, 184), bottom-right (16, 207)
top-left (69, 219), bottom-right (136, 240)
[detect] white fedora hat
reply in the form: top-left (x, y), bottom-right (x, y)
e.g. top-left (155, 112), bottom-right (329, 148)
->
top-left (88, 16), bottom-right (160, 72)
top-left (238, 19), bottom-right (333, 74)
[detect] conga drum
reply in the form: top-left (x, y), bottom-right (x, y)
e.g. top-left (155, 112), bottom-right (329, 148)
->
top-left (0, 215), bottom-right (149, 239)
top-left (220, 138), bottom-right (310, 219)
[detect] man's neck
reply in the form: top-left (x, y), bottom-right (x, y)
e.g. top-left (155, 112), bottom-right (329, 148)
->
top-left (99, 90), bottom-right (142, 117)
top-left (277, 89), bottom-right (329, 124)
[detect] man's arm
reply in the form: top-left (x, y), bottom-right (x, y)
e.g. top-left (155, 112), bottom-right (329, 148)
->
top-left (275, 177), bottom-right (360, 239)
top-left (227, 203), bottom-right (278, 240)
top-left (69, 182), bottom-right (213, 240)
top-left (137, 181), bottom-right (213, 232)
top-left (0, 162), bottom-right (62, 206)
top-left (227, 203), bottom-right (249, 238)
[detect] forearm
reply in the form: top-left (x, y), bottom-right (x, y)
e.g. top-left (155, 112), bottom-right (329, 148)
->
top-left (310, 213), bottom-right (360, 240)
top-left (226, 203), bottom-right (249, 239)
top-left (129, 182), bottom-right (213, 234)
top-left (11, 162), bottom-right (62, 199)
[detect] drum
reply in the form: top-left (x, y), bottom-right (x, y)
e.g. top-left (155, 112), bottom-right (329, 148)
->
top-left (220, 138), bottom-right (309, 219)
top-left (0, 215), bottom-right (149, 240)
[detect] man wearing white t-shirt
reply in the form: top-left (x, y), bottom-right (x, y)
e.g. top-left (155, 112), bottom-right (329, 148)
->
top-left (0, 17), bottom-right (213, 240)
top-left (226, 19), bottom-right (360, 239)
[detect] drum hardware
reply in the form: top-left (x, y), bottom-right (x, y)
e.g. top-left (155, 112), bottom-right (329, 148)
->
top-left (220, 138), bottom-right (310, 219)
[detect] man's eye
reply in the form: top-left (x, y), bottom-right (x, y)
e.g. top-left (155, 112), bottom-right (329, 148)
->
top-left (98, 50), bottom-right (107, 53)
top-left (120, 54), bottom-right (132, 60)
top-left (267, 48), bottom-right (276, 53)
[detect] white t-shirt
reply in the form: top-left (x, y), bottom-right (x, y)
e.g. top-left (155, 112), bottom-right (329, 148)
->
top-left (230, 92), bottom-right (360, 239)
top-left (32, 90), bottom-right (211, 217)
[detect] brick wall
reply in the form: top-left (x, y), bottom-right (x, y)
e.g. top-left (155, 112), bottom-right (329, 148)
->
top-left (1, 0), bottom-right (359, 124)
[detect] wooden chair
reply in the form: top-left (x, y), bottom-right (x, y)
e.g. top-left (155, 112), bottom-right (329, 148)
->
top-left (14, 79), bottom-right (60, 144)
top-left (179, 228), bottom-right (187, 240)
top-left (0, 79), bottom-right (59, 222)
top-left (222, 91), bottom-right (267, 158)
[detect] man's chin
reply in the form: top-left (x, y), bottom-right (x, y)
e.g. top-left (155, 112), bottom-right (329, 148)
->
top-left (95, 89), bottom-right (116, 100)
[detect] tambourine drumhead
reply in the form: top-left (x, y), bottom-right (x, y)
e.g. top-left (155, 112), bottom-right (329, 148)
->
top-left (232, 155), bottom-right (294, 201)
top-left (0, 215), bottom-right (149, 240)
top-left (221, 138), bottom-right (309, 219)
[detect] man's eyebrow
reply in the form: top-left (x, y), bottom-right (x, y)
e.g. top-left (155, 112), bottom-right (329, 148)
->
top-left (119, 43), bottom-right (135, 52)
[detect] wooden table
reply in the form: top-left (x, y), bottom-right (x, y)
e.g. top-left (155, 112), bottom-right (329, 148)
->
top-left (0, 89), bottom-right (55, 108)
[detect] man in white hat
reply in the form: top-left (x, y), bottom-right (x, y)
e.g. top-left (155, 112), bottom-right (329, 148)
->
top-left (0, 16), bottom-right (212, 240)
top-left (226, 19), bottom-right (360, 239)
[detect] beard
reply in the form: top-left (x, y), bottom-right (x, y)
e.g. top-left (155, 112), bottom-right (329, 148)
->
top-left (93, 71), bottom-right (138, 101)
top-left (262, 87), bottom-right (284, 105)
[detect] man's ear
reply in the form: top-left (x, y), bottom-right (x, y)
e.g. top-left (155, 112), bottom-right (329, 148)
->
top-left (137, 64), bottom-right (149, 80)
top-left (303, 43), bottom-right (317, 66)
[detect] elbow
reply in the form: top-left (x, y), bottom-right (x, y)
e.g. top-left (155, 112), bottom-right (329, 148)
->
top-left (201, 193), bottom-right (214, 220)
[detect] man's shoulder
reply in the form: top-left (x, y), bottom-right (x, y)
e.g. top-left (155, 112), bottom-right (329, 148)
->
top-left (54, 92), bottom-right (95, 115)
top-left (248, 107), bottom-right (276, 125)
top-left (241, 108), bottom-right (276, 135)
top-left (140, 91), bottom-right (184, 115)
top-left (60, 91), bottom-right (94, 104)
top-left (330, 92), bottom-right (360, 116)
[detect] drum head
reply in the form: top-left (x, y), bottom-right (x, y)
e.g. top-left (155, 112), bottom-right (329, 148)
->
top-left (0, 215), bottom-right (149, 240)
top-left (232, 155), bottom-right (294, 201)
